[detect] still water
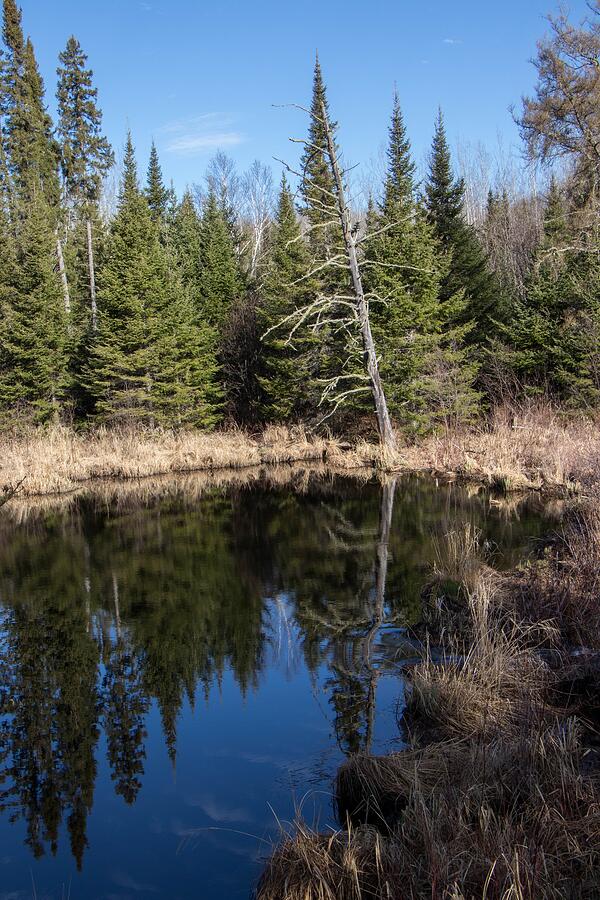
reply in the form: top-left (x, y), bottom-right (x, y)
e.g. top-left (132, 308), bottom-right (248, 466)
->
top-left (0, 471), bottom-right (553, 899)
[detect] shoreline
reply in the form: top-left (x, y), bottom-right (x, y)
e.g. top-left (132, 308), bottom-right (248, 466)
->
top-left (256, 497), bottom-right (600, 899)
top-left (1, 406), bottom-right (598, 508)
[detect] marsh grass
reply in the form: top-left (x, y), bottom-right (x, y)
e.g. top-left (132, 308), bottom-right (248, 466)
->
top-left (509, 504), bottom-right (600, 650)
top-left (0, 424), bottom-right (382, 499)
top-left (256, 500), bottom-right (600, 900)
top-left (397, 402), bottom-right (600, 493)
top-left (0, 402), bottom-right (598, 504)
top-left (257, 718), bottom-right (600, 899)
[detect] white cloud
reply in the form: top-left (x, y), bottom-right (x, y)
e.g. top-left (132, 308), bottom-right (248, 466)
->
top-left (443, 37), bottom-right (463, 45)
top-left (160, 114), bottom-right (245, 156)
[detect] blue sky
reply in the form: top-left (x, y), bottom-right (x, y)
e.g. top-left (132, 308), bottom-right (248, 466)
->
top-left (23, 0), bottom-right (592, 195)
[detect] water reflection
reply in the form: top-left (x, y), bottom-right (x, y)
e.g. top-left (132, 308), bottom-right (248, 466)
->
top-left (0, 471), bottom-right (551, 887)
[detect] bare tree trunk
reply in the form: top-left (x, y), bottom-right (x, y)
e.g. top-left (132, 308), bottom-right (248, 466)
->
top-left (56, 236), bottom-right (71, 318)
top-left (86, 218), bottom-right (97, 330)
top-left (320, 100), bottom-right (396, 452)
top-left (364, 476), bottom-right (397, 751)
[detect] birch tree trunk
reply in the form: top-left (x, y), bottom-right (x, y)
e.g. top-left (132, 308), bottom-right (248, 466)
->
top-left (56, 236), bottom-right (71, 317)
top-left (86, 218), bottom-right (98, 330)
top-left (320, 99), bottom-right (397, 452)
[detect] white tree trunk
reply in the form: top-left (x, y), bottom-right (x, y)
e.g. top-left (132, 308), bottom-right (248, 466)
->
top-left (86, 218), bottom-right (98, 330)
top-left (320, 100), bottom-right (396, 451)
top-left (56, 236), bottom-right (71, 318)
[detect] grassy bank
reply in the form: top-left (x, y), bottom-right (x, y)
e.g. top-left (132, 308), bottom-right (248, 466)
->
top-left (400, 404), bottom-right (600, 493)
top-left (0, 404), bottom-right (598, 502)
top-left (0, 424), bottom-right (379, 498)
top-left (256, 501), bottom-right (600, 900)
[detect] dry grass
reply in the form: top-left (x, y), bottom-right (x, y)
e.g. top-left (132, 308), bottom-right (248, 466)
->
top-left (0, 424), bottom-right (381, 499)
top-left (0, 401), bottom-right (596, 503)
top-left (257, 505), bottom-right (600, 900)
top-left (256, 822), bottom-right (403, 900)
top-left (258, 721), bottom-right (600, 900)
top-left (396, 403), bottom-right (600, 493)
top-left (408, 579), bottom-right (551, 741)
top-left (509, 504), bottom-right (600, 650)
top-left (0, 461), bottom-right (357, 523)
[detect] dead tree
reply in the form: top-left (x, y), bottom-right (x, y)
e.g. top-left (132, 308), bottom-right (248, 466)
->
top-left (268, 95), bottom-right (397, 452)
top-left (320, 98), bottom-right (396, 451)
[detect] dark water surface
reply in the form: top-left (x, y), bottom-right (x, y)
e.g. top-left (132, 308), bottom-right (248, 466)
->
top-left (0, 472), bottom-right (554, 899)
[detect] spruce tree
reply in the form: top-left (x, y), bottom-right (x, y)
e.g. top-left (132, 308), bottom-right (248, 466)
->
top-left (258, 175), bottom-right (319, 421)
top-left (425, 109), bottom-right (504, 344)
top-left (56, 34), bottom-right (113, 382)
top-left (299, 54), bottom-right (344, 273)
top-left (1, 2), bottom-right (59, 210)
top-left (56, 36), bottom-right (113, 207)
top-left (88, 135), bottom-right (219, 427)
top-left (144, 142), bottom-right (169, 224)
top-left (365, 95), bottom-right (479, 430)
top-left (198, 191), bottom-right (242, 331)
top-left (295, 56), bottom-right (351, 414)
top-left (382, 92), bottom-right (416, 219)
top-left (496, 180), bottom-right (600, 404)
top-left (0, 193), bottom-right (67, 422)
top-left (172, 189), bottom-right (203, 306)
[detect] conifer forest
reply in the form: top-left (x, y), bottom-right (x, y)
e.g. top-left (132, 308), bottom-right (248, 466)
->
top-left (1, 2), bottom-right (600, 899)
top-left (0, 0), bottom-right (598, 439)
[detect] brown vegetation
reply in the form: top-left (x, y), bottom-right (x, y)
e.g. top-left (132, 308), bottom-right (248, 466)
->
top-left (0, 403), bottom-right (598, 507)
top-left (0, 424), bottom-right (380, 499)
top-left (256, 498), bottom-right (600, 900)
top-left (397, 403), bottom-right (600, 493)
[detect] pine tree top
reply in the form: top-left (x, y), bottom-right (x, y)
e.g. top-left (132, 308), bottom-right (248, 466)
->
top-left (145, 142), bottom-right (169, 222)
top-left (2, 0), bottom-right (24, 65)
top-left (56, 35), bottom-right (113, 206)
top-left (120, 133), bottom-right (139, 202)
top-left (382, 91), bottom-right (416, 216)
top-left (299, 54), bottom-right (337, 224)
top-left (425, 107), bottom-right (465, 236)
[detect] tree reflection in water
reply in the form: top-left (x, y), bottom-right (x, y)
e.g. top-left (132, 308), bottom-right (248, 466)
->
top-left (0, 472), bottom-right (551, 867)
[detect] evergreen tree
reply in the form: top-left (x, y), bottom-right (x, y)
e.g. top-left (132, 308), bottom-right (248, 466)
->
top-left (172, 189), bottom-right (202, 305)
top-left (425, 108), bottom-right (504, 343)
top-left (298, 54), bottom-right (343, 272)
top-left (88, 135), bottom-right (219, 427)
top-left (1, 2), bottom-right (59, 210)
top-left (56, 34), bottom-right (114, 396)
top-left (258, 175), bottom-right (318, 421)
top-left (365, 95), bottom-right (479, 430)
top-left (0, 193), bottom-right (67, 422)
top-left (56, 36), bottom-right (113, 207)
top-left (198, 190), bottom-right (242, 330)
top-left (295, 56), bottom-right (351, 414)
top-left (144, 141), bottom-right (169, 224)
top-left (496, 180), bottom-right (600, 404)
top-left (382, 92), bottom-right (416, 219)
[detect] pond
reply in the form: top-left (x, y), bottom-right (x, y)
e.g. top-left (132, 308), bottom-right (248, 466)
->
top-left (0, 471), bottom-right (554, 899)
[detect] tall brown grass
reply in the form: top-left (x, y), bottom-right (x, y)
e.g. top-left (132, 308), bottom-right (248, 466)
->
top-left (256, 500), bottom-right (600, 900)
top-left (397, 402), bottom-right (600, 493)
top-left (0, 401), bottom-right (598, 502)
top-left (258, 719), bottom-right (600, 899)
top-left (0, 424), bottom-right (381, 498)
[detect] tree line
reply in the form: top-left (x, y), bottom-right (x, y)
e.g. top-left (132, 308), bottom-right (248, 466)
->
top-left (0, 0), bottom-right (598, 434)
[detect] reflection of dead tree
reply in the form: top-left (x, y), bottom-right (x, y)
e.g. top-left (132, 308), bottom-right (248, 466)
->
top-left (306, 478), bottom-right (397, 754)
top-left (269, 93), bottom-right (396, 451)
top-left (364, 477), bottom-right (397, 751)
